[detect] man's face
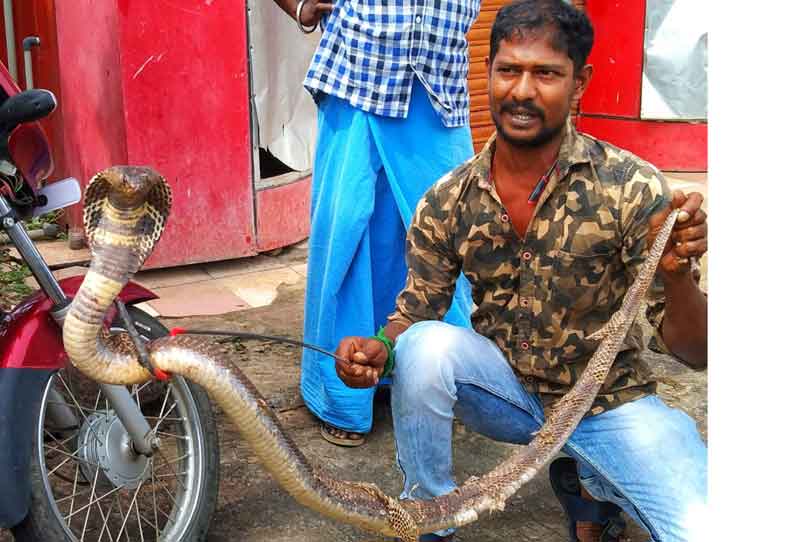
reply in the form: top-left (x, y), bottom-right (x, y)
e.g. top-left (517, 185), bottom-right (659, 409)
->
top-left (486, 30), bottom-right (590, 148)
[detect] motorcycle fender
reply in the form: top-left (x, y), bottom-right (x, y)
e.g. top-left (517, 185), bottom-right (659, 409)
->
top-left (0, 277), bottom-right (157, 527)
top-left (0, 275), bottom-right (158, 370)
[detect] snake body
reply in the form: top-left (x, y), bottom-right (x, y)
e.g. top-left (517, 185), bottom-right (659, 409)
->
top-left (63, 167), bottom-right (679, 541)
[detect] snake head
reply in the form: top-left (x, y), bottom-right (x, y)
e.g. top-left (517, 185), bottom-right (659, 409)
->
top-left (83, 165), bottom-right (173, 271)
top-left (96, 166), bottom-right (167, 209)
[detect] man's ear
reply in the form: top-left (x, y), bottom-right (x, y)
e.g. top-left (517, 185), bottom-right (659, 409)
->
top-left (573, 64), bottom-right (593, 100)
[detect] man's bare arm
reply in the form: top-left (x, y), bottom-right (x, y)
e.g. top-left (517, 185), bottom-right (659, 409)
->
top-left (269, 0), bottom-right (332, 26)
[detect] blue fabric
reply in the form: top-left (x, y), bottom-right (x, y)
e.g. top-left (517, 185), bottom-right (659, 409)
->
top-left (301, 81), bottom-right (474, 434)
top-left (392, 321), bottom-right (707, 542)
top-left (304, 0), bottom-right (482, 127)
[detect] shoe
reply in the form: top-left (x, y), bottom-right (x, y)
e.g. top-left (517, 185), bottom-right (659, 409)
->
top-left (319, 421), bottom-right (366, 447)
top-left (549, 457), bottom-right (627, 542)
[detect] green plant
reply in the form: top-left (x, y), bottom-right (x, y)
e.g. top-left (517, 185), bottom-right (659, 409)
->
top-left (25, 209), bottom-right (62, 231)
top-left (0, 246), bottom-right (33, 310)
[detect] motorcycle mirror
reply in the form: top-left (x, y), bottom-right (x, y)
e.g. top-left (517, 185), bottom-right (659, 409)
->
top-left (0, 89), bottom-right (57, 131)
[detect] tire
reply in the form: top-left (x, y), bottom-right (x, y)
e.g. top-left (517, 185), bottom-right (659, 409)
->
top-left (12, 306), bottom-right (220, 542)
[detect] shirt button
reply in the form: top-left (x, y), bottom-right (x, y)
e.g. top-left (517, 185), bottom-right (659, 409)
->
top-left (520, 297), bottom-right (529, 307)
top-left (520, 341), bottom-right (530, 350)
top-left (522, 251), bottom-right (532, 260)
top-left (416, 15), bottom-right (422, 23)
top-left (500, 213), bottom-right (509, 223)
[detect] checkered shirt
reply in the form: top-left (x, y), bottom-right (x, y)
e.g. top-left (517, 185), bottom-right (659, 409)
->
top-left (303, 0), bottom-right (481, 128)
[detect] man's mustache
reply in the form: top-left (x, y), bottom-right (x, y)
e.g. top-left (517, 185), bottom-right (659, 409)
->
top-left (500, 101), bottom-right (545, 121)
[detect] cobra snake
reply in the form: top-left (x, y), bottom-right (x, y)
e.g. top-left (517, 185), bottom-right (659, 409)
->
top-left (63, 166), bottom-right (681, 541)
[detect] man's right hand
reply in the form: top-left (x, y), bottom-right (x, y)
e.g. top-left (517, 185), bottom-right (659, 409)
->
top-left (298, 0), bottom-right (333, 28)
top-left (334, 336), bottom-right (388, 388)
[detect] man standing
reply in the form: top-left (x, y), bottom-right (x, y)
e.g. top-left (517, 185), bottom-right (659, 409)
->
top-left (334, 1), bottom-right (707, 541)
top-left (269, 0), bottom-right (479, 446)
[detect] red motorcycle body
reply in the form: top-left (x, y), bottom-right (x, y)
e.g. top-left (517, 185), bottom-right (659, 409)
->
top-left (0, 275), bottom-right (157, 369)
top-left (0, 59), bottom-right (54, 189)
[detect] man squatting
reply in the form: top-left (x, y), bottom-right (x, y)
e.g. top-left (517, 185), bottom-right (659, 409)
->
top-left (334, 1), bottom-right (708, 541)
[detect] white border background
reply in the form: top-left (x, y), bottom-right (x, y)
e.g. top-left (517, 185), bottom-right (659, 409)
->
top-left (709, 2), bottom-right (793, 539)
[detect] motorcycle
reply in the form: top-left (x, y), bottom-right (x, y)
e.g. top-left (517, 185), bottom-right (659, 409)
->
top-left (0, 62), bottom-right (219, 541)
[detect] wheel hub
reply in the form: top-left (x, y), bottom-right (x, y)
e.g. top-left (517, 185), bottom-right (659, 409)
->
top-left (77, 412), bottom-right (152, 489)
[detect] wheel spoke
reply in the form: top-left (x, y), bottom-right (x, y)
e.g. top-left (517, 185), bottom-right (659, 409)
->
top-left (154, 449), bottom-right (187, 493)
top-left (47, 454), bottom-right (76, 478)
top-left (152, 471), bottom-right (189, 480)
top-left (157, 482), bottom-right (182, 512)
top-left (142, 415), bottom-right (186, 423)
top-left (152, 430), bottom-right (189, 440)
top-left (150, 462), bottom-right (160, 540)
top-left (153, 451), bottom-right (191, 470)
top-left (66, 483), bottom-right (124, 521)
top-left (93, 385), bottom-right (103, 411)
top-left (46, 399), bottom-right (109, 416)
top-left (136, 510), bottom-right (159, 532)
top-left (57, 373), bottom-right (94, 425)
top-left (79, 463), bottom-right (102, 541)
top-left (56, 374), bottom-right (104, 447)
top-left (156, 386), bottom-right (172, 419)
top-left (44, 426), bottom-right (79, 448)
top-left (55, 488), bottom-right (90, 505)
top-left (43, 443), bottom-right (100, 469)
top-left (152, 402), bottom-right (177, 435)
top-left (92, 489), bottom-right (116, 542)
top-left (133, 492), bottom-right (145, 542)
top-left (113, 480), bottom-right (144, 542)
top-left (135, 380), bottom-right (153, 394)
top-left (67, 458), bottom-right (81, 527)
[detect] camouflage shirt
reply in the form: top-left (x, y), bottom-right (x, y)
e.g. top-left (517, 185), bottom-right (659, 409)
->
top-left (388, 121), bottom-right (674, 416)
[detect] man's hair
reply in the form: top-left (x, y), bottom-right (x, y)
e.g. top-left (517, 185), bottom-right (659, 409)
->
top-left (489, 0), bottom-right (594, 72)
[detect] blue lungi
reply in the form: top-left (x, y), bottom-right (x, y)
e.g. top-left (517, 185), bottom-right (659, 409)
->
top-left (301, 80), bottom-right (474, 433)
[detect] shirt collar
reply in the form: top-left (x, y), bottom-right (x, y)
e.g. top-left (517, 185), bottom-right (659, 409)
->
top-left (471, 118), bottom-right (592, 190)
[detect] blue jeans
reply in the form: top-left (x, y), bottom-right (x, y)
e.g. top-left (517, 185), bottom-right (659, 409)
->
top-left (392, 322), bottom-right (707, 542)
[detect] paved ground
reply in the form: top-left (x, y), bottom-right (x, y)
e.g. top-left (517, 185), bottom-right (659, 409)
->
top-left (1, 174), bottom-right (707, 541)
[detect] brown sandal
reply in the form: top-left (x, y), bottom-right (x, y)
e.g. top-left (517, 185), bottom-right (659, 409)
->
top-left (320, 422), bottom-right (366, 447)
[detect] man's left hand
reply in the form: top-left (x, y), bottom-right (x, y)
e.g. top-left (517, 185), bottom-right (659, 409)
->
top-left (647, 190), bottom-right (708, 277)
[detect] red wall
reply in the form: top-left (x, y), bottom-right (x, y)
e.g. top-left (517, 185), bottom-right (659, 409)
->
top-left (52, 0), bottom-right (256, 268)
top-left (579, 1), bottom-right (706, 172)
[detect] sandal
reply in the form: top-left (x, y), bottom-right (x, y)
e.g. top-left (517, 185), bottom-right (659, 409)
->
top-left (549, 457), bottom-right (627, 542)
top-left (320, 422), bottom-right (366, 447)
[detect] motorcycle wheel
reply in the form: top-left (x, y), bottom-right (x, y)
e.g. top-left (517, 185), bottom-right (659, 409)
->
top-left (12, 306), bottom-right (220, 542)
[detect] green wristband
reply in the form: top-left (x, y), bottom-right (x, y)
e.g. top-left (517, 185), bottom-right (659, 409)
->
top-left (370, 326), bottom-right (395, 378)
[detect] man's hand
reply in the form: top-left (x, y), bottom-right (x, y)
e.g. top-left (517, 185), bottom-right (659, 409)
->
top-left (647, 190), bottom-right (708, 279)
top-left (298, 0), bottom-right (333, 28)
top-left (334, 336), bottom-right (389, 388)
